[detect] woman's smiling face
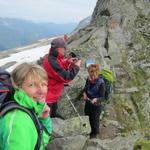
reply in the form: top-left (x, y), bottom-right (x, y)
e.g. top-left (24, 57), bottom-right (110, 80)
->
top-left (21, 75), bottom-right (48, 102)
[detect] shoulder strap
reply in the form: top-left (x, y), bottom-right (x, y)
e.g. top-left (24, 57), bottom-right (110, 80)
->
top-left (97, 76), bottom-right (105, 85)
top-left (0, 101), bottom-right (43, 150)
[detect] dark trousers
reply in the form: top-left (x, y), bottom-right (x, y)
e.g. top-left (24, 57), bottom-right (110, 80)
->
top-left (84, 101), bottom-right (101, 135)
top-left (48, 102), bottom-right (64, 119)
top-left (48, 102), bottom-right (58, 118)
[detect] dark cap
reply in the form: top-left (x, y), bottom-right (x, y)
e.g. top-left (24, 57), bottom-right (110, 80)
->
top-left (51, 38), bottom-right (67, 50)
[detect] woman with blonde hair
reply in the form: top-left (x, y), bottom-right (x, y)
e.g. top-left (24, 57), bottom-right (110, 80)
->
top-left (83, 64), bottom-right (105, 139)
top-left (0, 63), bottom-right (52, 150)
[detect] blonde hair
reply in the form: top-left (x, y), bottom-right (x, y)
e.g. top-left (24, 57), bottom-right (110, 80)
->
top-left (11, 63), bottom-right (48, 88)
top-left (88, 64), bottom-right (100, 81)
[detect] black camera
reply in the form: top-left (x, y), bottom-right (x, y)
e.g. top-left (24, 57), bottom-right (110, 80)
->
top-left (69, 52), bottom-right (80, 60)
top-left (69, 52), bottom-right (77, 58)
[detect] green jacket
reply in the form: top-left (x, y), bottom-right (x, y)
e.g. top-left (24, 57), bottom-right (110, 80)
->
top-left (0, 89), bottom-right (52, 150)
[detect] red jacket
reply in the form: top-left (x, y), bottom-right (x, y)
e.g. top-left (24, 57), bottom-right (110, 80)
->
top-left (43, 48), bottom-right (79, 104)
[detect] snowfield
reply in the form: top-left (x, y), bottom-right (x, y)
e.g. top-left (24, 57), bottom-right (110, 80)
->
top-left (0, 45), bottom-right (49, 72)
top-left (0, 36), bottom-right (59, 72)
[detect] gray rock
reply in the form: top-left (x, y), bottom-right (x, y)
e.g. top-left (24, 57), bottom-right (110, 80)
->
top-left (47, 135), bottom-right (87, 150)
top-left (52, 116), bottom-right (91, 138)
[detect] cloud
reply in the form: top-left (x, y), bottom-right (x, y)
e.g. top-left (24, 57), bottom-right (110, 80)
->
top-left (0, 0), bottom-right (97, 23)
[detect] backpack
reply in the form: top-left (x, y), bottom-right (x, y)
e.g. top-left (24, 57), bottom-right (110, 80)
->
top-left (0, 70), bottom-right (14, 103)
top-left (100, 68), bottom-right (114, 101)
top-left (0, 69), bottom-right (42, 150)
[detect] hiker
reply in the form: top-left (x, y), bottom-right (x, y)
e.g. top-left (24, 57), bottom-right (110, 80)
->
top-left (64, 34), bottom-right (68, 42)
top-left (43, 37), bottom-right (82, 119)
top-left (0, 63), bottom-right (52, 150)
top-left (83, 64), bottom-right (105, 139)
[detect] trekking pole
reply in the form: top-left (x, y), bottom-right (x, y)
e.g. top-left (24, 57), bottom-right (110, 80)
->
top-left (64, 87), bottom-right (86, 127)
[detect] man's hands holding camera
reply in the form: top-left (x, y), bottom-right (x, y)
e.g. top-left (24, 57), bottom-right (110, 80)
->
top-left (67, 57), bottom-right (82, 67)
top-left (74, 59), bottom-right (82, 67)
top-left (67, 52), bottom-right (82, 67)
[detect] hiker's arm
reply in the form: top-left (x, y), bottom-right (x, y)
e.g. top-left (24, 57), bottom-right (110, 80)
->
top-left (62, 57), bottom-right (77, 69)
top-left (83, 78), bottom-right (88, 92)
top-left (83, 92), bottom-right (88, 100)
top-left (48, 55), bottom-right (80, 83)
top-left (83, 79), bottom-right (89, 100)
top-left (2, 111), bottom-right (37, 150)
top-left (98, 82), bottom-right (105, 101)
top-left (91, 83), bottom-right (105, 104)
top-left (38, 104), bottom-right (52, 139)
top-left (39, 117), bottom-right (52, 139)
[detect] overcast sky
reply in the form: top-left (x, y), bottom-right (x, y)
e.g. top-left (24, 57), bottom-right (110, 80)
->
top-left (0, 0), bottom-right (97, 23)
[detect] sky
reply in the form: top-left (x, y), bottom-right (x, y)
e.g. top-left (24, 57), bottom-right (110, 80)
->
top-left (0, 0), bottom-right (97, 23)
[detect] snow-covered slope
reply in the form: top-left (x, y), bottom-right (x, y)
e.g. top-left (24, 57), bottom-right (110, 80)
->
top-left (0, 37), bottom-right (57, 72)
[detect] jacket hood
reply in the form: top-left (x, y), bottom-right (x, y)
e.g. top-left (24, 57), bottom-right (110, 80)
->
top-left (49, 48), bottom-right (64, 59)
top-left (14, 89), bottom-right (45, 117)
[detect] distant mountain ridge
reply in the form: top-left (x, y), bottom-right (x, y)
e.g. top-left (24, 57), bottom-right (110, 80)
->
top-left (74, 16), bottom-right (91, 31)
top-left (0, 17), bottom-right (77, 51)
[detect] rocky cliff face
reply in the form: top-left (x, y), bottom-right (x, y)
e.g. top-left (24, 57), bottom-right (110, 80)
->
top-left (69, 0), bottom-right (150, 133)
top-left (48, 0), bottom-right (150, 149)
